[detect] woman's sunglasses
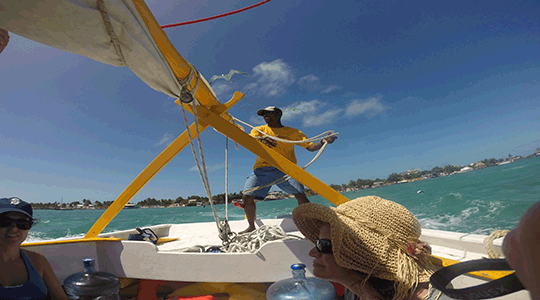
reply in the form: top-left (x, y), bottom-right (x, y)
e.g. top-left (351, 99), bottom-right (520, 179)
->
top-left (316, 239), bottom-right (333, 254)
top-left (0, 218), bottom-right (35, 230)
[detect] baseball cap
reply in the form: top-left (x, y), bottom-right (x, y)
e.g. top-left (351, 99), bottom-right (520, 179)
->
top-left (257, 106), bottom-right (282, 116)
top-left (0, 197), bottom-right (33, 218)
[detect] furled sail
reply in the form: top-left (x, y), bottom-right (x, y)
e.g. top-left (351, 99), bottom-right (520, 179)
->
top-left (0, 0), bottom-right (213, 101)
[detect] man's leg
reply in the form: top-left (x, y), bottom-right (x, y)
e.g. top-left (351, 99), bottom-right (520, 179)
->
top-left (240, 194), bottom-right (257, 233)
top-left (294, 192), bottom-right (310, 205)
top-left (241, 168), bottom-right (276, 233)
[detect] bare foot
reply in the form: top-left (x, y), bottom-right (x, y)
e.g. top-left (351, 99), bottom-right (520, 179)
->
top-left (239, 227), bottom-right (256, 234)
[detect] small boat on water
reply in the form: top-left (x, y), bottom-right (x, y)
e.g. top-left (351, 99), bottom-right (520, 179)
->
top-left (124, 203), bottom-right (140, 209)
top-left (2, 1), bottom-right (529, 299)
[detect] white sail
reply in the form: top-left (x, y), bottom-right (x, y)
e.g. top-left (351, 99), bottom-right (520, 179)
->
top-left (0, 0), bottom-right (193, 99)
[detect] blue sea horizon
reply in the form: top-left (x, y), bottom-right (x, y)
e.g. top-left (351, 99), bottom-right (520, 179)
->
top-left (28, 156), bottom-right (540, 242)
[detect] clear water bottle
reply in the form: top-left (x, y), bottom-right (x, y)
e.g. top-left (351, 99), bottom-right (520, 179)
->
top-left (266, 263), bottom-right (336, 300)
top-left (63, 258), bottom-right (121, 300)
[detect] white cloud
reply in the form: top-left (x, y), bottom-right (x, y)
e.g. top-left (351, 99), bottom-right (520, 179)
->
top-left (243, 59), bottom-right (295, 97)
top-left (211, 82), bottom-right (235, 99)
top-left (303, 108), bottom-right (343, 127)
top-left (298, 75), bottom-right (321, 90)
top-left (155, 132), bottom-right (174, 146)
top-left (321, 85), bottom-right (342, 94)
top-left (281, 100), bottom-right (340, 127)
top-left (249, 115), bottom-right (265, 126)
top-left (298, 75), bottom-right (341, 94)
top-left (345, 95), bottom-right (389, 118)
top-left (189, 163), bottom-right (225, 172)
top-left (281, 100), bottom-right (325, 122)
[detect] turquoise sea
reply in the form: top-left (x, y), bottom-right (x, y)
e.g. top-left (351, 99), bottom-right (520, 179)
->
top-left (27, 156), bottom-right (540, 242)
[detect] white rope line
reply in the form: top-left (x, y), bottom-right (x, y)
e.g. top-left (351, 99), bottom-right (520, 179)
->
top-left (232, 116), bottom-right (338, 144)
top-left (161, 225), bottom-right (303, 253)
top-left (177, 66), bottom-right (225, 240)
top-left (179, 102), bottom-right (221, 232)
top-left (224, 225), bottom-right (303, 253)
top-left (484, 229), bottom-right (510, 258)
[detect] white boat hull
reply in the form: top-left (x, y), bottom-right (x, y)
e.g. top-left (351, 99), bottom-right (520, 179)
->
top-left (23, 217), bottom-right (531, 299)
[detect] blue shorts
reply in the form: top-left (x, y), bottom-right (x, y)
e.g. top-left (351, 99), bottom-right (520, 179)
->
top-left (243, 167), bottom-right (305, 200)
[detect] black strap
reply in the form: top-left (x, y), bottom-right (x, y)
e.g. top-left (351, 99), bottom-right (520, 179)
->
top-left (430, 258), bottom-right (524, 299)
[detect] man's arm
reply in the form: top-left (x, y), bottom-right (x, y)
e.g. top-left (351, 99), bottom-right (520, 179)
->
top-left (250, 126), bottom-right (277, 148)
top-left (306, 134), bottom-right (337, 152)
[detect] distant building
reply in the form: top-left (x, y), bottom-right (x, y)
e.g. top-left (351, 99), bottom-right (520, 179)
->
top-left (459, 166), bottom-right (473, 173)
top-left (470, 162), bottom-right (486, 169)
top-left (372, 181), bottom-right (384, 187)
top-left (405, 169), bottom-right (421, 175)
top-left (265, 191), bottom-right (285, 200)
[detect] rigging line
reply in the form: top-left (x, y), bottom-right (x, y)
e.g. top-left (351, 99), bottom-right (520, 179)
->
top-left (225, 137), bottom-right (229, 221)
top-left (161, 0), bottom-right (272, 29)
top-left (179, 101), bottom-right (222, 233)
top-left (189, 101), bottom-right (234, 245)
top-left (191, 100), bottom-right (221, 223)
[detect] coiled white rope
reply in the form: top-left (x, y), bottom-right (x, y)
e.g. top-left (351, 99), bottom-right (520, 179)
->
top-left (161, 225), bottom-right (303, 253)
top-left (484, 229), bottom-right (510, 258)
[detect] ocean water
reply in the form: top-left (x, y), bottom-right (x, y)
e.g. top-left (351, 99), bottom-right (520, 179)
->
top-left (27, 156), bottom-right (540, 242)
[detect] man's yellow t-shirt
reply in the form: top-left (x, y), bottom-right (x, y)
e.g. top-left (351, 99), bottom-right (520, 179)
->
top-left (250, 125), bottom-right (312, 170)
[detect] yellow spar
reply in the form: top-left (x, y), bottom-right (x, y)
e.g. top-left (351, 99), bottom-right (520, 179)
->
top-left (84, 93), bottom-right (244, 238)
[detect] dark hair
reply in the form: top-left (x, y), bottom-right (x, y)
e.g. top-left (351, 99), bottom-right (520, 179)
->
top-left (355, 270), bottom-right (396, 299)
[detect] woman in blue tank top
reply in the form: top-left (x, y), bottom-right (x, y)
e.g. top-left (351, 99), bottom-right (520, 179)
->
top-left (0, 197), bottom-right (69, 300)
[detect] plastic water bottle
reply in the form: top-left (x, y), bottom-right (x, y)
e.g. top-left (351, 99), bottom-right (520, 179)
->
top-left (266, 263), bottom-right (336, 300)
top-left (63, 258), bottom-right (121, 300)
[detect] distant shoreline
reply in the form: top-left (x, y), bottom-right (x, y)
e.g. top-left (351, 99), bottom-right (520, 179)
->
top-left (33, 154), bottom-right (539, 210)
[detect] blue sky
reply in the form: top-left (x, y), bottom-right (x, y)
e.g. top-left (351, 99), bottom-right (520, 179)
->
top-left (1, 0), bottom-right (539, 204)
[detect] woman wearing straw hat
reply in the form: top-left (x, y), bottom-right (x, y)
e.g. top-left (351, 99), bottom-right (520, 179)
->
top-left (292, 196), bottom-right (450, 300)
top-left (0, 197), bottom-right (69, 300)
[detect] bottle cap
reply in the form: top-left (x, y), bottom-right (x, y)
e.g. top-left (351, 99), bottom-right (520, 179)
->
top-left (291, 263), bottom-right (306, 270)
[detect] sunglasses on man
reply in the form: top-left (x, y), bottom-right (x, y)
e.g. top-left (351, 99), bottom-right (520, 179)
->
top-left (316, 239), bottom-right (333, 254)
top-left (0, 217), bottom-right (35, 230)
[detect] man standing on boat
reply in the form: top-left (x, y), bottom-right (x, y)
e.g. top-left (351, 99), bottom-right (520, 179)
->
top-left (240, 106), bottom-right (337, 233)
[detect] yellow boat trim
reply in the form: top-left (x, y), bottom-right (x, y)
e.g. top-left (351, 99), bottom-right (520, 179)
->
top-left (22, 236), bottom-right (178, 247)
top-left (85, 93), bottom-right (244, 238)
top-left (432, 255), bottom-right (513, 281)
top-left (156, 237), bottom-right (180, 244)
top-left (22, 237), bottom-right (122, 247)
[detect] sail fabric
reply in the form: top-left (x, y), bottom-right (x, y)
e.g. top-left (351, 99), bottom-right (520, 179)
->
top-left (0, 0), bottom-right (186, 99)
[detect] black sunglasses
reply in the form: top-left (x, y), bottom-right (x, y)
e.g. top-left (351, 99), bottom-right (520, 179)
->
top-left (0, 218), bottom-right (35, 230)
top-left (316, 239), bottom-right (333, 254)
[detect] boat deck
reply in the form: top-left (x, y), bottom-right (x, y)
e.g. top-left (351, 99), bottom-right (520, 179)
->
top-left (23, 217), bottom-right (531, 299)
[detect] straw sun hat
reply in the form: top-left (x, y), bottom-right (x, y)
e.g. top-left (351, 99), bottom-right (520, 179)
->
top-left (292, 196), bottom-right (434, 290)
